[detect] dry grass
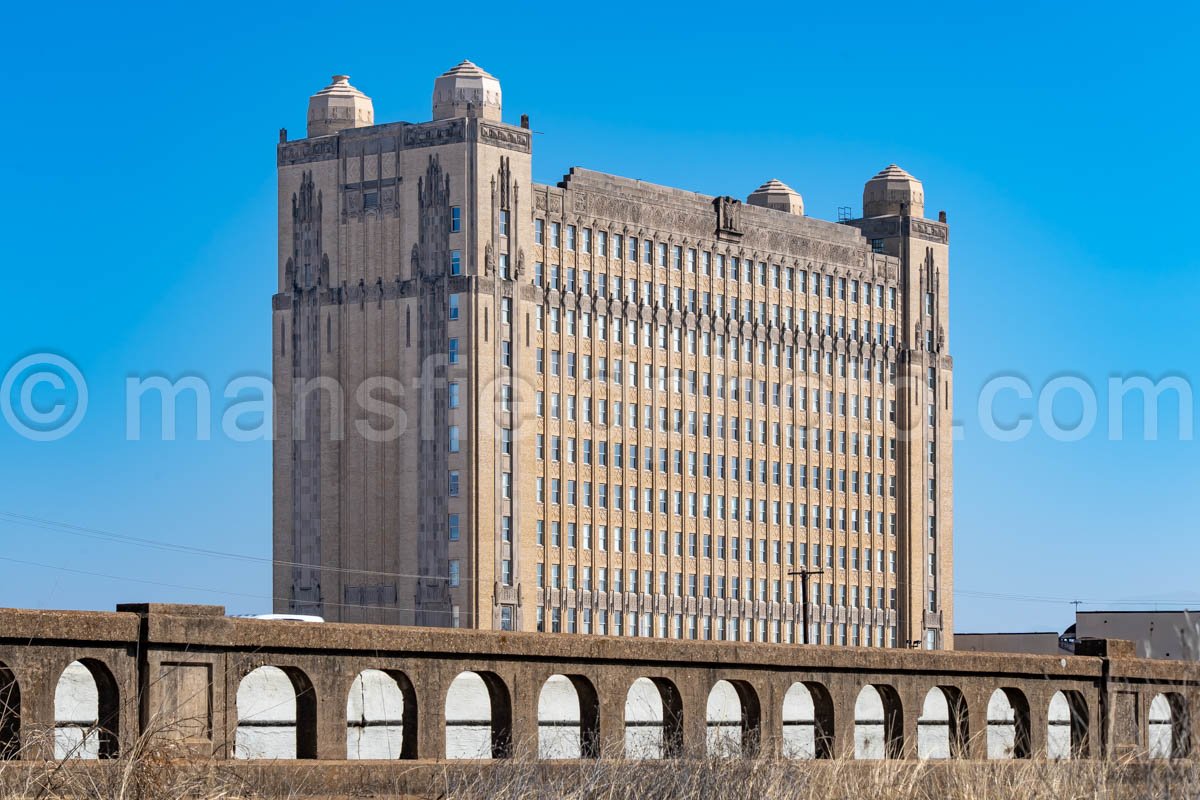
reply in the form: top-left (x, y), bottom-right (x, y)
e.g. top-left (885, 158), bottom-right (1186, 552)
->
top-left (437, 751), bottom-right (1200, 800)
top-left (0, 724), bottom-right (1194, 799)
top-left (0, 714), bottom-right (263, 800)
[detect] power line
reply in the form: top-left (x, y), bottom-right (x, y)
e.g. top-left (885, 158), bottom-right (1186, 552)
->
top-left (3, 510), bottom-right (1197, 613)
top-left (0, 510), bottom-right (450, 583)
top-left (0, 554), bottom-right (455, 617)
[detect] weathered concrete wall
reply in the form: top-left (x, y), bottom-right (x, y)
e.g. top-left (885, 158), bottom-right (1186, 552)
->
top-left (0, 603), bottom-right (1195, 769)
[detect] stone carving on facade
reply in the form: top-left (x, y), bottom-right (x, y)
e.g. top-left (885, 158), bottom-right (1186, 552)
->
top-left (403, 119), bottom-right (465, 149)
top-left (514, 248), bottom-right (526, 280)
top-left (278, 138), bottom-right (337, 166)
top-left (575, 187), bottom-right (869, 274)
top-left (286, 169), bottom-right (330, 615)
top-left (417, 155), bottom-right (452, 282)
top-left (479, 122), bottom-right (532, 153)
top-left (715, 196), bottom-right (744, 238)
top-left (484, 243), bottom-right (494, 277)
top-left (911, 218), bottom-right (949, 244)
top-left (498, 157), bottom-right (512, 211)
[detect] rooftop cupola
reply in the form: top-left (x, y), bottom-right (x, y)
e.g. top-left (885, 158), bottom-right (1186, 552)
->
top-left (747, 178), bottom-right (805, 216)
top-left (307, 75), bottom-right (374, 137)
top-left (432, 60), bottom-right (502, 122)
top-left (862, 164), bottom-right (925, 218)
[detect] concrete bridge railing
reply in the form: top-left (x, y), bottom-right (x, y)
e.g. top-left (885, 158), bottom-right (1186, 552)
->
top-left (0, 603), bottom-right (1194, 764)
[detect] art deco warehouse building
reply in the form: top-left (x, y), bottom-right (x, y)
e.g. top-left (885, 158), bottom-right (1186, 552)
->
top-left (273, 63), bottom-right (954, 649)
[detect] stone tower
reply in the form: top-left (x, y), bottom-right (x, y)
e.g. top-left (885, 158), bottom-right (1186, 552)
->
top-left (274, 65), bottom-right (955, 650)
top-left (849, 165), bottom-right (953, 649)
top-left (273, 64), bottom-right (534, 628)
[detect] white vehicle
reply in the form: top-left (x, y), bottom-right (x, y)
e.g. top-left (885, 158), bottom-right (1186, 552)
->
top-left (234, 613), bottom-right (325, 623)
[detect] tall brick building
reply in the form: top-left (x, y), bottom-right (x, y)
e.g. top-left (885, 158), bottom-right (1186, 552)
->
top-left (273, 62), bottom-right (954, 649)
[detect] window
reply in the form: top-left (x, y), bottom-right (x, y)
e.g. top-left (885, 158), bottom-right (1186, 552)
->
top-left (448, 425), bottom-right (460, 452)
top-left (499, 210), bottom-right (510, 237)
top-left (449, 560), bottom-right (461, 587)
top-left (448, 382), bottom-right (460, 409)
top-left (534, 218), bottom-right (544, 244)
top-left (447, 338), bottom-right (459, 364)
top-left (450, 250), bottom-right (462, 276)
top-left (448, 513), bottom-right (460, 541)
top-left (448, 293), bottom-right (460, 320)
top-left (448, 470), bottom-right (460, 496)
top-left (451, 206), bottom-right (462, 233)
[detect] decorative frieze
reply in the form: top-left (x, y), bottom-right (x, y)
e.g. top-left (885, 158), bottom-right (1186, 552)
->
top-left (403, 119), bottom-right (466, 149)
top-left (480, 122), bottom-right (532, 153)
top-left (278, 137), bottom-right (337, 166)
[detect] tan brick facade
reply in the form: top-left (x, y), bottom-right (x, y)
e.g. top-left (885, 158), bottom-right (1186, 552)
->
top-left (273, 64), bottom-right (954, 649)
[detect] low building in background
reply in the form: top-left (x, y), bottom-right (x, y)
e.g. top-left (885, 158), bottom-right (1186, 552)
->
top-left (958, 610), bottom-right (1200, 661)
top-left (1073, 611), bottom-right (1200, 661)
top-left (955, 631), bottom-right (1066, 656)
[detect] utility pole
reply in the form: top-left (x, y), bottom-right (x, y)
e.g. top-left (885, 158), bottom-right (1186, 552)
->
top-left (789, 569), bottom-right (824, 645)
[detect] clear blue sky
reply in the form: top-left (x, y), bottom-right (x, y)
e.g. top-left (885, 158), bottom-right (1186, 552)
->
top-left (1, 1), bottom-right (1196, 634)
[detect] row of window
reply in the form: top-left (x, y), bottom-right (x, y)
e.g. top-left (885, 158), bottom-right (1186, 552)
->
top-left (533, 221), bottom-right (888, 301)
top-left (537, 392), bottom-right (899, 445)
top-left (535, 605), bottom-right (900, 648)
top-left (539, 433), bottom-right (893, 467)
top-left (537, 339), bottom-right (894, 388)
top-left (538, 562), bottom-right (898, 605)
top-left (535, 487), bottom-right (899, 527)
top-left (536, 296), bottom-right (897, 348)
top-left (539, 450), bottom-right (897, 497)
top-left (535, 526), bottom-right (894, 568)
top-left (536, 391), bottom-right (897, 435)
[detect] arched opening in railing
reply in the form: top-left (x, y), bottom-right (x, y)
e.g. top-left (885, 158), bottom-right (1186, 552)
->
top-left (624, 677), bottom-right (683, 759)
top-left (53, 659), bottom-right (119, 760)
top-left (1047, 689), bottom-right (1089, 760)
top-left (537, 674), bottom-right (600, 759)
top-left (346, 669), bottom-right (417, 759)
top-left (854, 684), bottom-right (903, 759)
top-left (706, 679), bottom-right (761, 757)
top-left (444, 671), bottom-right (512, 759)
top-left (918, 686), bottom-right (968, 759)
top-left (781, 681), bottom-right (834, 759)
top-left (987, 687), bottom-right (1031, 760)
top-left (0, 662), bottom-right (19, 760)
top-left (1149, 692), bottom-right (1190, 759)
top-left (235, 665), bottom-right (317, 759)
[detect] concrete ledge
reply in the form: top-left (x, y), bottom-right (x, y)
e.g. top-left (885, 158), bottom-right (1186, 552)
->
top-left (0, 608), bottom-right (139, 644)
top-left (117, 608), bottom-right (1114, 680)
